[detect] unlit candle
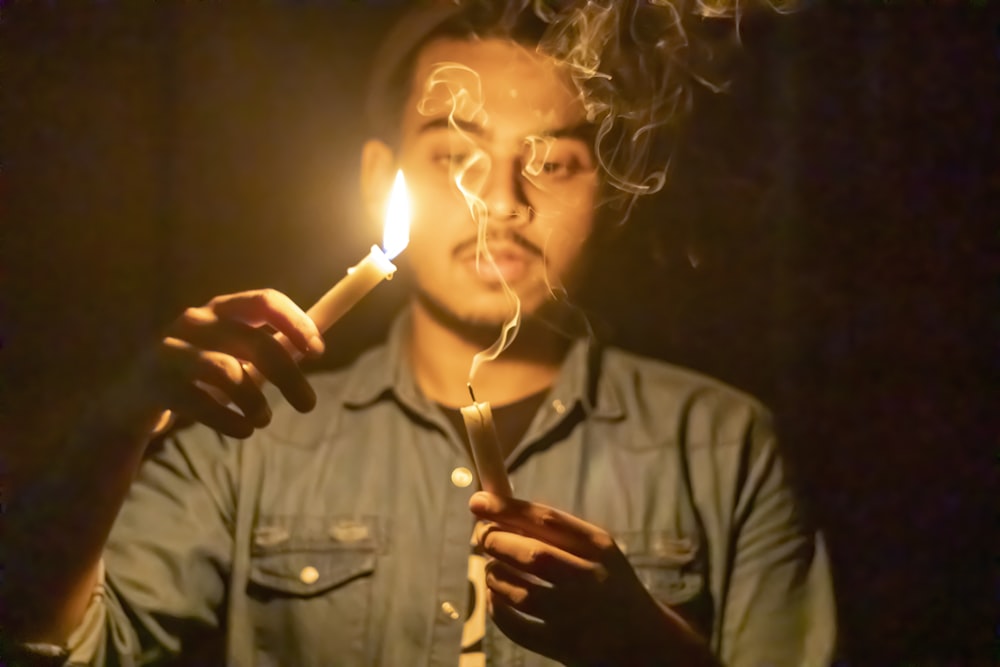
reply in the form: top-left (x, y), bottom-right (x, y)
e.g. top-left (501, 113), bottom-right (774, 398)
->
top-left (460, 398), bottom-right (513, 497)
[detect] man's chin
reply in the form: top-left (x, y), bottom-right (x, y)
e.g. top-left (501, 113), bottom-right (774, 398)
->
top-left (414, 289), bottom-right (518, 344)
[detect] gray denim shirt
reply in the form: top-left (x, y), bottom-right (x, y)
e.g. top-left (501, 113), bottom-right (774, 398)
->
top-left (78, 313), bottom-right (836, 666)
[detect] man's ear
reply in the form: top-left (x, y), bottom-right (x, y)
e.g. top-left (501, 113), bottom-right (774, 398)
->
top-left (360, 139), bottom-right (397, 224)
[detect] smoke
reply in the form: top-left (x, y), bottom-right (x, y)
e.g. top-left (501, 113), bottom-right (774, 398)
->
top-left (500, 0), bottom-right (798, 208)
top-left (536, 0), bottom-right (702, 202)
top-left (417, 63), bottom-right (525, 383)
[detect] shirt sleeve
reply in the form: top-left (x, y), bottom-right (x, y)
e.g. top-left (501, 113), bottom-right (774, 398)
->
top-left (76, 427), bottom-right (241, 665)
top-left (63, 560), bottom-right (106, 665)
top-left (708, 411), bottom-right (838, 667)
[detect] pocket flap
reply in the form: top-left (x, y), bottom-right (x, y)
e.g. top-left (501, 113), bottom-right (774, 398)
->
top-left (615, 531), bottom-right (705, 606)
top-left (248, 515), bottom-right (382, 597)
top-left (250, 548), bottom-right (375, 597)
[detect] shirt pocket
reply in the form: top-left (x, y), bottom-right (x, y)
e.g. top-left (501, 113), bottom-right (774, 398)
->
top-left (615, 530), bottom-right (713, 636)
top-left (247, 515), bottom-right (387, 666)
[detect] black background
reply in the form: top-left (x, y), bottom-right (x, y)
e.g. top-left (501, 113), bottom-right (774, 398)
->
top-left (1, 2), bottom-right (995, 664)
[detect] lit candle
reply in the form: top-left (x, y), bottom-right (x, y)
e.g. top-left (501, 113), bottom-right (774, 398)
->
top-left (245, 169), bottom-right (410, 374)
top-left (244, 169), bottom-right (410, 366)
top-left (305, 170), bottom-right (411, 331)
top-left (460, 385), bottom-right (513, 497)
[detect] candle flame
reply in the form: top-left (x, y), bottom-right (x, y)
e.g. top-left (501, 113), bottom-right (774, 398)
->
top-left (382, 170), bottom-right (410, 260)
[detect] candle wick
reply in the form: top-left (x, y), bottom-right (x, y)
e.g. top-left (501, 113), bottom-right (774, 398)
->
top-left (467, 383), bottom-right (476, 403)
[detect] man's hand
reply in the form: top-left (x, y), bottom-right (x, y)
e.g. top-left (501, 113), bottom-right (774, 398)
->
top-left (130, 289), bottom-right (325, 439)
top-left (469, 492), bottom-right (716, 666)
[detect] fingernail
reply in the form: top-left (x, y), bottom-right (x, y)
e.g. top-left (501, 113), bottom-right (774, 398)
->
top-left (469, 492), bottom-right (489, 512)
top-left (308, 336), bottom-right (325, 355)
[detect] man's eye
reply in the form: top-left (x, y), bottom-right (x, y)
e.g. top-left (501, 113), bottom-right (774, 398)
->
top-left (542, 161), bottom-right (568, 176)
top-left (433, 152), bottom-right (469, 169)
top-left (522, 136), bottom-right (593, 182)
top-left (529, 158), bottom-right (580, 181)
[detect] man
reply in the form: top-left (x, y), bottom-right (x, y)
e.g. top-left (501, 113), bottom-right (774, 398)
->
top-left (3, 3), bottom-right (835, 666)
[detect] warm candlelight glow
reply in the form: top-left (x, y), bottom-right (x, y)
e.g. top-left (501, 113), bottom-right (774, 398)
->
top-left (150, 171), bottom-right (411, 439)
top-left (382, 170), bottom-right (410, 260)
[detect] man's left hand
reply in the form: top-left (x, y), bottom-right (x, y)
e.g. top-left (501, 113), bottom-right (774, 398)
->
top-left (469, 492), bottom-right (715, 666)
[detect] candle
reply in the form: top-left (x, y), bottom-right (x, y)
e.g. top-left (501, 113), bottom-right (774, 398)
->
top-left (460, 385), bottom-right (513, 497)
top-left (152, 170), bottom-right (410, 436)
top-left (247, 170), bottom-right (410, 373)
top-left (305, 169), bottom-right (411, 332)
top-left (304, 244), bottom-right (397, 331)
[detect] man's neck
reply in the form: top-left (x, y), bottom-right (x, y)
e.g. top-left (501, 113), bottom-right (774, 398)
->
top-left (408, 300), bottom-right (569, 409)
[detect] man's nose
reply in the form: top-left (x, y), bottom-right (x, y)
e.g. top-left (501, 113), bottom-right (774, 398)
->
top-left (481, 157), bottom-right (530, 226)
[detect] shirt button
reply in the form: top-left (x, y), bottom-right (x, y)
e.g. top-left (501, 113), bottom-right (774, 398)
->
top-left (299, 566), bottom-right (320, 585)
top-left (451, 466), bottom-right (474, 488)
top-left (441, 601), bottom-right (460, 620)
top-left (552, 399), bottom-right (566, 414)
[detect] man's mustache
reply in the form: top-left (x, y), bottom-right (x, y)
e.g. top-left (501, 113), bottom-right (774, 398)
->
top-left (452, 230), bottom-right (543, 259)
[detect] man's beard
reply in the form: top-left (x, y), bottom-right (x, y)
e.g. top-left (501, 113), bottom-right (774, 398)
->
top-left (414, 287), bottom-right (510, 350)
top-left (414, 285), bottom-right (587, 356)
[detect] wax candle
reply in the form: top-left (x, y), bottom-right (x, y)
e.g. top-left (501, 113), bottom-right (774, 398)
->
top-left (304, 244), bottom-right (397, 331)
top-left (246, 243), bottom-right (396, 381)
top-left (460, 386), bottom-right (513, 497)
top-left (305, 169), bottom-right (410, 331)
top-left (246, 170), bottom-right (410, 375)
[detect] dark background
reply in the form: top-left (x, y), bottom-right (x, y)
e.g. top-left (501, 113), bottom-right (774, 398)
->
top-left (1, 2), bottom-right (995, 664)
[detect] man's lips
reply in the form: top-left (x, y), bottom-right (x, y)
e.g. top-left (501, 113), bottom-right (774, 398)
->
top-left (454, 233), bottom-right (542, 285)
top-left (466, 250), bottom-right (528, 284)
top-left (452, 231), bottom-right (542, 260)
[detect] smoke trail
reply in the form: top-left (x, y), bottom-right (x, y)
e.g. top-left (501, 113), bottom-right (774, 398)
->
top-left (417, 63), bottom-right (524, 384)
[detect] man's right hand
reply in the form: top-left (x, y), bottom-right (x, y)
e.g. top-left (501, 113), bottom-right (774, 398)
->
top-left (2, 287), bottom-right (325, 646)
top-left (131, 288), bottom-right (325, 439)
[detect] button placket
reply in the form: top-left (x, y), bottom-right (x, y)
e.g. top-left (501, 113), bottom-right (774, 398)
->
top-left (427, 455), bottom-right (477, 664)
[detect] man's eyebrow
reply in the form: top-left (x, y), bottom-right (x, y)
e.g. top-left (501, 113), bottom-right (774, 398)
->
top-left (540, 123), bottom-right (596, 143)
top-left (418, 117), bottom-right (484, 135)
top-left (417, 117), bottom-right (596, 145)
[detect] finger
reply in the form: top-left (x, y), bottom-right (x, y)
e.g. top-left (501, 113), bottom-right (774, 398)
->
top-left (471, 519), bottom-right (506, 549)
top-left (470, 492), bottom-right (617, 560)
top-left (488, 592), bottom-right (556, 661)
top-left (153, 341), bottom-right (264, 434)
top-left (168, 316), bottom-right (317, 413)
top-left (170, 310), bottom-right (294, 375)
top-left (485, 558), bottom-right (558, 621)
top-left (167, 382), bottom-right (256, 439)
top-left (478, 529), bottom-right (608, 588)
top-left (158, 339), bottom-right (273, 426)
top-left (196, 352), bottom-right (272, 427)
top-left (209, 289), bottom-right (324, 357)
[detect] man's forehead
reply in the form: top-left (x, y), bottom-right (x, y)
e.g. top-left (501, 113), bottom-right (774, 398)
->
top-left (405, 37), bottom-right (586, 136)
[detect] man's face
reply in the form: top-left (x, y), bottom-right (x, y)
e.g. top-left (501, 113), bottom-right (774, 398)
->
top-left (394, 37), bottom-right (598, 328)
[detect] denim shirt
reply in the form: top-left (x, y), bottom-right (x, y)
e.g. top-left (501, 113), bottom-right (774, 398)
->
top-left (80, 313), bottom-right (836, 667)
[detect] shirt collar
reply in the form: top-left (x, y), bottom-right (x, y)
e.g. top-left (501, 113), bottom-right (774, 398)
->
top-left (341, 308), bottom-right (625, 421)
top-left (341, 310), bottom-right (421, 410)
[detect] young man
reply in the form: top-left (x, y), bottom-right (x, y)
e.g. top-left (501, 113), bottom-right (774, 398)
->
top-left (3, 3), bottom-right (835, 666)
